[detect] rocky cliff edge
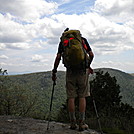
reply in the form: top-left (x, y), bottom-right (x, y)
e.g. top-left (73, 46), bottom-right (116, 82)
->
top-left (0, 116), bottom-right (101, 134)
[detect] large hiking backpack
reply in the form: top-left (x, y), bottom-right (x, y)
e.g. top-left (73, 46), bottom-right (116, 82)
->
top-left (60, 30), bottom-right (90, 70)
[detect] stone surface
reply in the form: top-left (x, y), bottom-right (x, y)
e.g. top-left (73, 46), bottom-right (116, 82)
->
top-left (0, 116), bottom-right (101, 134)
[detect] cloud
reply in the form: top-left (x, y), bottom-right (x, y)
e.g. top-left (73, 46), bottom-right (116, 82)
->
top-left (0, 14), bottom-right (31, 42)
top-left (93, 0), bottom-right (134, 22)
top-left (0, 14), bottom-right (36, 50)
top-left (93, 60), bottom-right (134, 73)
top-left (0, 0), bottom-right (58, 22)
top-left (0, 0), bottom-right (134, 73)
top-left (1, 5), bottom-right (133, 54)
top-left (52, 12), bottom-right (134, 55)
top-left (0, 55), bottom-right (8, 59)
top-left (31, 54), bottom-right (44, 62)
top-left (0, 14), bottom-right (25, 43)
top-left (1, 0), bottom-right (133, 53)
top-left (6, 43), bottom-right (30, 50)
top-left (0, 43), bottom-right (6, 50)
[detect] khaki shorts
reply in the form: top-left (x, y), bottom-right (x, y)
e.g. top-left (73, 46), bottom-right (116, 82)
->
top-left (66, 69), bottom-right (90, 98)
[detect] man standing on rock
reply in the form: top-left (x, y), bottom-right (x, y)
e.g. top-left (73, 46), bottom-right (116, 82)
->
top-left (52, 28), bottom-right (94, 131)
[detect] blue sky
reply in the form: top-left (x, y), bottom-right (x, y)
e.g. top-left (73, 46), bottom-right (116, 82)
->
top-left (56, 0), bottom-right (95, 14)
top-left (0, 0), bottom-right (134, 74)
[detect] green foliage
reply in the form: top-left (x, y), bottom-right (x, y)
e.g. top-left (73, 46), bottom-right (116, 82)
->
top-left (97, 68), bottom-right (134, 108)
top-left (88, 70), bottom-right (134, 133)
top-left (90, 71), bottom-right (121, 113)
top-left (0, 75), bottom-right (38, 116)
top-left (103, 128), bottom-right (126, 134)
top-left (0, 71), bottom-right (67, 120)
top-left (57, 102), bottom-right (69, 123)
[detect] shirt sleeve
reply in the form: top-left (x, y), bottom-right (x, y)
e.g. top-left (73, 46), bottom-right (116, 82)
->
top-left (82, 37), bottom-right (92, 52)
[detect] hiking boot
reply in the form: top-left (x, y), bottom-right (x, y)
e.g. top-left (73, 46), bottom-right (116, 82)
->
top-left (79, 121), bottom-right (89, 131)
top-left (69, 121), bottom-right (77, 130)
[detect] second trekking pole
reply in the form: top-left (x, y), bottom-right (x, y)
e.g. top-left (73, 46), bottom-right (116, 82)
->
top-left (47, 80), bottom-right (56, 130)
top-left (90, 76), bottom-right (104, 134)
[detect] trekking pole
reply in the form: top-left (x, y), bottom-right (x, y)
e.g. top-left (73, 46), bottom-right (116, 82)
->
top-left (92, 95), bottom-right (103, 134)
top-left (90, 74), bottom-right (104, 134)
top-left (47, 80), bottom-right (56, 130)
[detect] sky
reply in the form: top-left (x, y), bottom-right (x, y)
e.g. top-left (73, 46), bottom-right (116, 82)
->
top-left (0, 0), bottom-right (134, 74)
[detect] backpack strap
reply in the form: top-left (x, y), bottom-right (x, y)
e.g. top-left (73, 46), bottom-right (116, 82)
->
top-left (82, 40), bottom-right (88, 51)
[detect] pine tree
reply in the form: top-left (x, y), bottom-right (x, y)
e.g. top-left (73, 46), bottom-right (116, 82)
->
top-left (88, 70), bottom-right (122, 116)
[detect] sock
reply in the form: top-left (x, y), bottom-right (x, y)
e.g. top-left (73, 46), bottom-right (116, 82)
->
top-left (79, 112), bottom-right (85, 121)
top-left (69, 112), bottom-right (76, 121)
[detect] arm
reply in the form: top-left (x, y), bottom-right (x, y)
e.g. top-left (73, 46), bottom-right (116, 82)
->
top-left (82, 37), bottom-right (94, 74)
top-left (88, 51), bottom-right (94, 65)
top-left (87, 50), bottom-right (94, 74)
top-left (52, 53), bottom-right (62, 81)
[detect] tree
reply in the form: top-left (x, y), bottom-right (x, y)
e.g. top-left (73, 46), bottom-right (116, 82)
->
top-left (86, 70), bottom-right (134, 133)
top-left (87, 70), bottom-right (122, 117)
top-left (0, 68), bottom-right (8, 75)
top-left (0, 69), bottom-right (37, 116)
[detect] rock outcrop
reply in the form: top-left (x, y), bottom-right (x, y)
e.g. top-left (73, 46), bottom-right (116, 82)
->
top-left (0, 116), bottom-right (101, 134)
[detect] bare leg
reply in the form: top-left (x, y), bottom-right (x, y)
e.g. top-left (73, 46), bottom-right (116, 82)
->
top-left (68, 98), bottom-right (77, 129)
top-left (68, 98), bottom-right (75, 112)
top-left (79, 97), bottom-right (86, 113)
top-left (79, 97), bottom-right (88, 131)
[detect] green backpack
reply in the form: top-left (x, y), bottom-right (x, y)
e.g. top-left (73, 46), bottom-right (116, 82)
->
top-left (60, 30), bottom-right (90, 70)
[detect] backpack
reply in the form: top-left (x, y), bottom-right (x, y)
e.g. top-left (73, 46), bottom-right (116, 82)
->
top-left (60, 30), bottom-right (90, 70)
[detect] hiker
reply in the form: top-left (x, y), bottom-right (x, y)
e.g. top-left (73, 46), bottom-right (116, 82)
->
top-left (52, 28), bottom-right (94, 131)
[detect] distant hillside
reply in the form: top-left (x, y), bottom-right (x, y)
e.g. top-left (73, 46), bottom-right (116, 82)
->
top-left (9, 71), bottom-right (66, 119)
top-left (130, 73), bottom-right (134, 76)
top-left (8, 68), bottom-right (134, 119)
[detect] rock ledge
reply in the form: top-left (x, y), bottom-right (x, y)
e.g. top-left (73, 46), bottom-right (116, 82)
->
top-left (0, 116), bottom-right (101, 134)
